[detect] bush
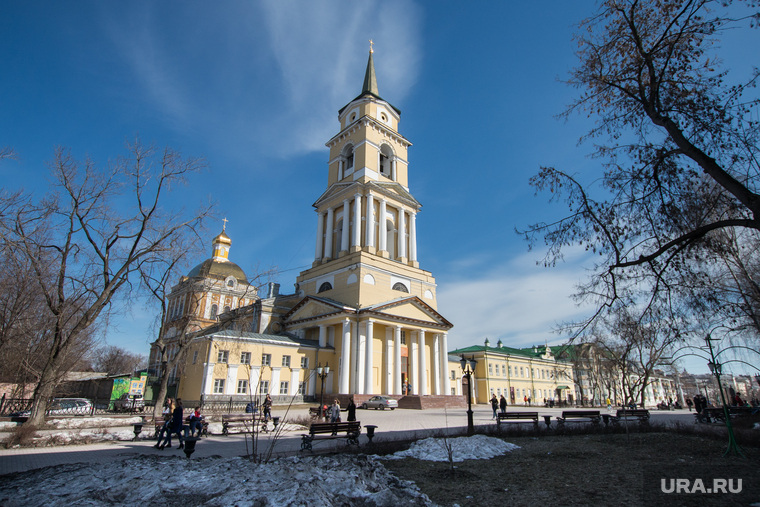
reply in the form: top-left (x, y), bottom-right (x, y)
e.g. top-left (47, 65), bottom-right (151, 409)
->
top-left (2, 423), bottom-right (39, 448)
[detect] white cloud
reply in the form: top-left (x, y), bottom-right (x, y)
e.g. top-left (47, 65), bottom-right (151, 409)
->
top-left (438, 249), bottom-right (595, 351)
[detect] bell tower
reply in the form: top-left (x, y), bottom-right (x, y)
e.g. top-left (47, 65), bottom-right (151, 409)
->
top-left (296, 46), bottom-right (439, 311)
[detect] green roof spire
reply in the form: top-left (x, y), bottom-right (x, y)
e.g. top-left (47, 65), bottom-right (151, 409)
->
top-left (361, 42), bottom-right (379, 97)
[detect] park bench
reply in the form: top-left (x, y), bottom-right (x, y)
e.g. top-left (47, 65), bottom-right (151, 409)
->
top-left (556, 410), bottom-right (601, 428)
top-left (300, 421), bottom-right (362, 452)
top-left (610, 409), bottom-right (650, 427)
top-left (309, 406), bottom-right (324, 420)
top-left (495, 412), bottom-right (543, 430)
top-left (143, 416), bottom-right (168, 439)
top-left (185, 415), bottom-right (209, 437)
top-left (222, 414), bottom-right (262, 435)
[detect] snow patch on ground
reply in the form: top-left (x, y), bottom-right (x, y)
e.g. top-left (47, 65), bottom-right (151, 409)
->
top-left (381, 434), bottom-right (520, 462)
top-left (0, 454), bottom-right (435, 506)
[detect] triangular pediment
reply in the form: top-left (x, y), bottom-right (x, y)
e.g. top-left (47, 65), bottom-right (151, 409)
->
top-left (283, 296), bottom-right (356, 324)
top-left (313, 182), bottom-right (360, 208)
top-left (362, 296), bottom-right (452, 329)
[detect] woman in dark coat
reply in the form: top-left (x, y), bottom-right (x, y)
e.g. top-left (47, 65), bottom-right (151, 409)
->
top-left (347, 398), bottom-right (357, 422)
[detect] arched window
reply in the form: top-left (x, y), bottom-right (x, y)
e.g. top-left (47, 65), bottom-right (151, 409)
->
top-left (379, 144), bottom-right (393, 178)
top-left (342, 144), bottom-right (354, 177)
top-left (224, 305), bottom-right (230, 313)
top-left (392, 282), bottom-right (409, 293)
top-left (227, 279), bottom-right (234, 287)
top-left (210, 304), bottom-right (218, 318)
top-left (318, 282), bottom-right (333, 293)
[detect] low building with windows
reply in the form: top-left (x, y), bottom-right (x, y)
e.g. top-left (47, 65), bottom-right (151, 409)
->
top-left (450, 339), bottom-right (577, 406)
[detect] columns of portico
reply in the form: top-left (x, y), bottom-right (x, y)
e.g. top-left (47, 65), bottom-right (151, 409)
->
top-left (365, 319), bottom-right (374, 394)
top-left (357, 321), bottom-right (367, 394)
top-left (394, 326), bottom-right (402, 395)
top-left (318, 325), bottom-right (327, 348)
top-left (410, 332), bottom-right (418, 395)
top-left (441, 332), bottom-right (451, 395)
top-left (385, 328), bottom-right (393, 394)
top-left (418, 330), bottom-right (427, 396)
top-left (349, 320), bottom-right (358, 393)
top-left (432, 334), bottom-right (441, 395)
top-left (339, 318), bottom-right (351, 393)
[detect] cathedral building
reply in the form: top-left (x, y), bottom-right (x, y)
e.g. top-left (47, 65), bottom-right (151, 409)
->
top-left (150, 49), bottom-right (456, 406)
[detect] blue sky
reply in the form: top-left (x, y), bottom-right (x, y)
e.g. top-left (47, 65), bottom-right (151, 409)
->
top-left (2, 2), bottom-right (755, 375)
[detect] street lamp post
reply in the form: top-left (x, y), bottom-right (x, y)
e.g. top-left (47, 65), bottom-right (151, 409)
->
top-left (316, 363), bottom-right (330, 420)
top-left (705, 335), bottom-right (743, 457)
top-left (460, 356), bottom-right (477, 436)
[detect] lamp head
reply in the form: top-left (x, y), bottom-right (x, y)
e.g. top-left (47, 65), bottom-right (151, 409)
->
top-left (460, 357), bottom-right (466, 371)
top-left (469, 358), bottom-right (477, 371)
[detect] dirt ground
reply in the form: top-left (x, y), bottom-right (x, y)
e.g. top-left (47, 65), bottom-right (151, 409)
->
top-left (380, 431), bottom-right (760, 507)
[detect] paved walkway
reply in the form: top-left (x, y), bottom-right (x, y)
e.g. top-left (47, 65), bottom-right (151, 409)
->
top-left (0, 405), bottom-right (696, 476)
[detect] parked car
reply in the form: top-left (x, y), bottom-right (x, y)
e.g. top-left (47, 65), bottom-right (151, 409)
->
top-left (114, 394), bottom-right (145, 412)
top-left (9, 398), bottom-right (93, 417)
top-left (361, 396), bottom-right (398, 410)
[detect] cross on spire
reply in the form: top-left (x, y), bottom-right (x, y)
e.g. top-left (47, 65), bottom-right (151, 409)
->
top-left (222, 217), bottom-right (228, 230)
top-left (369, 39), bottom-right (374, 54)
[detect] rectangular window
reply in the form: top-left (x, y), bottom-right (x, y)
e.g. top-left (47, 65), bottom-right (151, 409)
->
top-left (282, 355), bottom-right (291, 368)
top-left (213, 379), bottom-right (225, 394)
top-left (217, 350), bottom-right (229, 363)
top-left (450, 370), bottom-right (456, 380)
top-left (298, 382), bottom-right (305, 395)
top-left (280, 381), bottom-right (289, 395)
top-left (301, 356), bottom-right (309, 369)
top-left (501, 365), bottom-right (506, 377)
top-left (192, 350), bottom-right (198, 364)
top-left (488, 363), bottom-right (493, 376)
top-left (259, 380), bottom-right (269, 395)
top-left (400, 330), bottom-right (407, 345)
top-left (240, 351), bottom-right (251, 365)
top-left (520, 367), bottom-right (524, 378)
top-left (508, 366), bottom-right (512, 377)
top-left (262, 354), bottom-right (271, 366)
top-left (237, 380), bottom-right (248, 394)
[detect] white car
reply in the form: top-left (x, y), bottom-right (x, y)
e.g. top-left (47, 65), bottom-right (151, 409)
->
top-left (361, 396), bottom-right (398, 410)
top-left (113, 394), bottom-right (145, 412)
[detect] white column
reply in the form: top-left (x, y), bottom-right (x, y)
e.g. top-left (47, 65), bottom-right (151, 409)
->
top-left (350, 320), bottom-right (358, 393)
top-left (339, 158), bottom-right (344, 180)
top-left (410, 333), bottom-right (419, 395)
top-left (365, 319), bottom-right (374, 394)
top-left (308, 368), bottom-right (316, 397)
top-left (339, 318), bottom-right (351, 394)
top-left (391, 158), bottom-right (397, 181)
top-left (432, 334), bottom-right (441, 395)
top-left (202, 361), bottom-right (215, 396)
top-left (271, 367), bottom-right (281, 396)
top-left (366, 194), bottom-right (375, 248)
top-left (441, 332), bottom-right (451, 396)
top-left (357, 321), bottom-right (367, 394)
top-left (398, 208), bottom-right (406, 259)
top-left (385, 328), bottom-right (393, 395)
top-left (409, 212), bottom-right (417, 262)
top-left (341, 199), bottom-right (350, 253)
top-left (418, 330), bottom-right (427, 395)
top-left (250, 367), bottom-right (261, 396)
top-left (394, 326), bottom-right (402, 395)
top-left (225, 365), bottom-right (239, 395)
top-left (319, 325), bottom-right (327, 348)
top-left (315, 212), bottom-right (324, 261)
top-left (204, 293), bottom-right (213, 319)
top-left (324, 207), bottom-right (334, 259)
top-left (378, 200), bottom-right (387, 253)
top-left (290, 369), bottom-right (299, 396)
top-left (352, 193), bottom-right (362, 248)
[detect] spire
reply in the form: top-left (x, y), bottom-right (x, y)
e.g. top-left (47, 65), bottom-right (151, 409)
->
top-left (361, 43), bottom-right (379, 97)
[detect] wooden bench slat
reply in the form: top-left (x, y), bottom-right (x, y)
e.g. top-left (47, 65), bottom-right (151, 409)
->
top-left (300, 421), bottom-right (362, 451)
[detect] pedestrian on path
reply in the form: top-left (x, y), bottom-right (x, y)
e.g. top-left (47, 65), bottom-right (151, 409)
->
top-left (490, 395), bottom-right (498, 419)
top-left (499, 395), bottom-right (507, 414)
top-left (347, 398), bottom-right (357, 422)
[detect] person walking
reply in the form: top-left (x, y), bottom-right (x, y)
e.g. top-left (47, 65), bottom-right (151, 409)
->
top-left (490, 394), bottom-right (498, 419)
top-left (263, 394), bottom-right (272, 422)
top-left (158, 398), bottom-right (184, 450)
top-left (153, 398), bottom-right (174, 449)
top-left (686, 397), bottom-right (693, 412)
top-left (347, 398), bottom-right (357, 422)
top-left (499, 394), bottom-right (507, 414)
top-left (329, 399), bottom-right (341, 423)
top-left (606, 397), bottom-right (612, 412)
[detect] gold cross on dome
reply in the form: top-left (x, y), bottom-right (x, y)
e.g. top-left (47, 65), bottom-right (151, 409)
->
top-left (222, 217), bottom-right (228, 230)
top-left (369, 39), bottom-right (374, 54)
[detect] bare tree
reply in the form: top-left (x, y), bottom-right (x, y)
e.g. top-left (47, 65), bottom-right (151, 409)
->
top-left (521, 0), bottom-right (760, 333)
top-left (90, 345), bottom-right (147, 375)
top-left (0, 141), bottom-right (213, 426)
